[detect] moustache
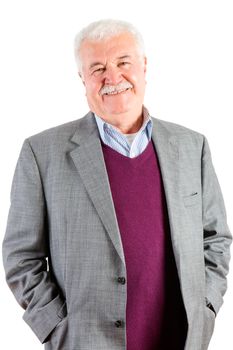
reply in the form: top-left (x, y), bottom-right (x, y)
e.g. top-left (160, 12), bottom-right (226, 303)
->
top-left (100, 81), bottom-right (133, 96)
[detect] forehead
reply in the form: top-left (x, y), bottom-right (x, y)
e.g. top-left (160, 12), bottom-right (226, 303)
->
top-left (79, 32), bottom-right (140, 64)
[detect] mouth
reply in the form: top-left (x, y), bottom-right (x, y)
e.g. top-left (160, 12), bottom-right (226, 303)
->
top-left (103, 87), bottom-right (131, 96)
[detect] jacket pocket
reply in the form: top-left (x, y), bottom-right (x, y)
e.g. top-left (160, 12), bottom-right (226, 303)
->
top-left (58, 300), bottom-right (67, 319)
top-left (201, 303), bottom-right (215, 350)
top-left (45, 301), bottom-right (68, 349)
top-left (183, 191), bottom-right (200, 207)
top-left (46, 316), bottom-right (68, 349)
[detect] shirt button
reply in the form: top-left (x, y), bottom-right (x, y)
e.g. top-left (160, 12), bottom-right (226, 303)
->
top-left (117, 277), bottom-right (126, 285)
top-left (115, 320), bottom-right (124, 328)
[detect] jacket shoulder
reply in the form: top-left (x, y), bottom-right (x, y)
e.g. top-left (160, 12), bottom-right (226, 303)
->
top-left (154, 117), bottom-right (205, 147)
top-left (27, 119), bottom-right (79, 144)
top-left (25, 113), bottom-right (91, 151)
top-left (155, 117), bottom-right (203, 137)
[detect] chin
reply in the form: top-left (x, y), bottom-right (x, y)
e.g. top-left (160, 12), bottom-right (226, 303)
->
top-left (105, 110), bottom-right (130, 118)
top-left (104, 104), bottom-right (132, 116)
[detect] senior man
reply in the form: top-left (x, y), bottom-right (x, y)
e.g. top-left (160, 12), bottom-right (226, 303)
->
top-left (2, 19), bottom-right (232, 350)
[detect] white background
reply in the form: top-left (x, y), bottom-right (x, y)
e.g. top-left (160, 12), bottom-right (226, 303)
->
top-left (0, 1), bottom-right (232, 349)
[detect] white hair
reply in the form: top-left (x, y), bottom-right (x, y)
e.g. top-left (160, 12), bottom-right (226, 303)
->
top-left (74, 19), bottom-right (145, 73)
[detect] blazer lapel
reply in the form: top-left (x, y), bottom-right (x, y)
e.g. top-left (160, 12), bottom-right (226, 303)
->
top-left (151, 117), bottom-right (183, 279)
top-left (69, 112), bottom-right (126, 266)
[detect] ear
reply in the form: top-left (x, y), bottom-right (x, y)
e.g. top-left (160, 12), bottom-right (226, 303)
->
top-left (78, 72), bottom-right (85, 86)
top-left (143, 56), bottom-right (147, 74)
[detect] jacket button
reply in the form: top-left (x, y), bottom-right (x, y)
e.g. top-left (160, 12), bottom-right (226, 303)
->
top-left (115, 320), bottom-right (123, 328)
top-left (117, 277), bottom-right (126, 284)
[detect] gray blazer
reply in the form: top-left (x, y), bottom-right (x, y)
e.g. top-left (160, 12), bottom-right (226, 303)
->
top-left (2, 111), bottom-right (232, 350)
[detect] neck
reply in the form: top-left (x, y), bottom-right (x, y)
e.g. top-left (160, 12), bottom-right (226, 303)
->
top-left (112, 114), bottom-right (143, 134)
top-left (97, 107), bottom-right (144, 134)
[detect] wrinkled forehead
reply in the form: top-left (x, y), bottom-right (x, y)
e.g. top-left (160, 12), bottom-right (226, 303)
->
top-left (79, 32), bottom-right (141, 63)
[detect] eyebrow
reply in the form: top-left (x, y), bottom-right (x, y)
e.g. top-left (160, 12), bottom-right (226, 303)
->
top-left (89, 55), bottom-right (132, 70)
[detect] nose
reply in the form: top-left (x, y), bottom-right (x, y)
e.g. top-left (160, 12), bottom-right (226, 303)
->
top-left (103, 65), bottom-right (122, 85)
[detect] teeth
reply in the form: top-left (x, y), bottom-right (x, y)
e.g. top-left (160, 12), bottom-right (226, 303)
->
top-left (105, 88), bottom-right (129, 95)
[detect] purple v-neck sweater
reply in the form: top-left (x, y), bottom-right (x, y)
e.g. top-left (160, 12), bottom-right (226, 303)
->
top-left (101, 139), bottom-right (188, 350)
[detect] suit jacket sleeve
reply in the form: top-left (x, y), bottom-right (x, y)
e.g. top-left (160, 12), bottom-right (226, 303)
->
top-left (202, 135), bottom-right (232, 315)
top-left (2, 139), bottom-right (66, 343)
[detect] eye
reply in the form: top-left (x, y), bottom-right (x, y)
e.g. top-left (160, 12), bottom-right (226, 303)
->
top-left (92, 67), bottom-right (105, 75)
top-left (96, 68), bottom-right (105, 72)
top-left (119, 62), bottom-right (130, 66)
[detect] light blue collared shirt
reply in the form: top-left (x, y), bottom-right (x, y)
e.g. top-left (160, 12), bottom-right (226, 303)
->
top-left (94, 106), bottom-right (153, 158)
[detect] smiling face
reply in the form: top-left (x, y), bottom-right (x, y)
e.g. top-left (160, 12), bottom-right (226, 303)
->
top-left (79, 32), bottom-right (147, 125)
